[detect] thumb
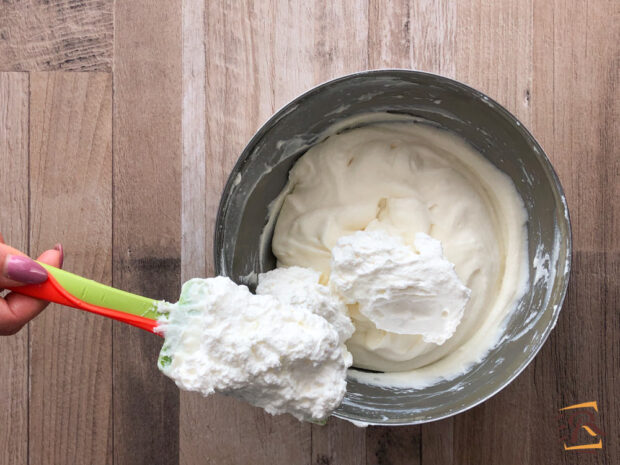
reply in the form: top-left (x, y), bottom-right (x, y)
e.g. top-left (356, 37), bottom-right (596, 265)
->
top-left (0, 243), bottom-right (48, 288)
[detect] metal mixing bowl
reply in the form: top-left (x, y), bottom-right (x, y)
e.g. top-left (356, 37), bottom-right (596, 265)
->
top-left (214, 70), bottom-right (571, 425)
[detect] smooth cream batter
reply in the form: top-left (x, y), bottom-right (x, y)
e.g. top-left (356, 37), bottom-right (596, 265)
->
top-left (270, 117), bottom-right (528, 385)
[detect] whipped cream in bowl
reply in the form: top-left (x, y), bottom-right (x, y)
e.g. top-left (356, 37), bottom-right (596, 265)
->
top-left (213, 70), bottom-right (571, 425)
top-left (330, 230), bottom-right (470, 346)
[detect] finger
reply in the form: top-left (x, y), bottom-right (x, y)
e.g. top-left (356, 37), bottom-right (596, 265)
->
top-left (0, 246), bottom-right (63, 335)
top-left (0, 298), bottom-right (24, 335)
top-left (0, 236), bottom-right (18, 291)
top-left (37, 246), bottom-right (63, 267)
top-left (0, 243), bottom-right (46, 288)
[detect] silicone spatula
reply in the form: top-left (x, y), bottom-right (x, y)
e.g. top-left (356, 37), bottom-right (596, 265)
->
top-left (7, 262), bottom-right (161, 333)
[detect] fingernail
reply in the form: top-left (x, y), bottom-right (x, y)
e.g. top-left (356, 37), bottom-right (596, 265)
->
top-left (54, 243), bottom-right (64, 268)
top-left (5, 255), bottom-right (48, 284)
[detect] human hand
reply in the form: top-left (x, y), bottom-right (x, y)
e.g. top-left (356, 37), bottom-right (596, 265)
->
top-left (0, 232), bottom-right (63, 335)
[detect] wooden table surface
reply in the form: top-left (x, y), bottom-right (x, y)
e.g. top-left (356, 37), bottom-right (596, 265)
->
top-left (0, 1), bottom-right (617, 464)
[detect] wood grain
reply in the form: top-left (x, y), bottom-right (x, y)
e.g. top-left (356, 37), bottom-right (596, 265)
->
top-left (112, 1), bottom-right (182, 464)
top-left (0, 0), bottom-right (113, 72)
top-left (179, 0), bottom-right (208, 461)
top-left (455, 0), bottom-right (533, 118)
top-left (540, 0), bottom-right (618, 255)
top-left (312, 418), bottom-right (366, 465)
top-left (368, 0), bottom-right (410, 69)
top-left (366, 425), bottom-right (421, 465)
top-left (409, 0), bottom-right (456, 77)
top-left (0, 72), bottom-right (29, 465)
top-left (180, 0), bottom-right (207, 283)
top-left (311, 0), bottom-right (369, 80)
top-left (28, 72), bottom-right (112, 465)
top-left (420, 419), bottom-right (453, 465)
top-left (527, 1), bottom-right (619, 464)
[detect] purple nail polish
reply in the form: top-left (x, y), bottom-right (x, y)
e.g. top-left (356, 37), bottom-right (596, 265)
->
top-left (5, 255), bottom-right (48, 284)
top-left (54, 243), bottom-right (64, 268)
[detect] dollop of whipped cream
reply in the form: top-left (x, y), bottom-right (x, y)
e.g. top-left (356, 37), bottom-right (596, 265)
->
top-left (330, 230), bottom-right (471, 344)
top-left (156, 270), bottom-right (352, 423)
top-left (256, 266), bottom-right (354, 365)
